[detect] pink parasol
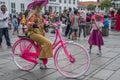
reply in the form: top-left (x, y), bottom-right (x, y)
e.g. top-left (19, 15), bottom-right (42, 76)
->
top-left (27, 0), bottom-right (48, 9)
top-left (92, 14), bottom-right (104, 23)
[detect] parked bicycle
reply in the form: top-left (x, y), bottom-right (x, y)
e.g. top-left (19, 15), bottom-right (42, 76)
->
top-left (12, 24), bottom-right (90, 78)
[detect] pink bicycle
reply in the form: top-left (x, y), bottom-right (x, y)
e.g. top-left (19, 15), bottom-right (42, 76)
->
top-left (12, 26), bottom-right (90, 78)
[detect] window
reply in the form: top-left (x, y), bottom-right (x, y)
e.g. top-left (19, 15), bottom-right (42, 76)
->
top-left (11, 2), bottom-right (16, 13)
top-left (73, 0), bottom-right (75, 4)
top-left (59, 0), bottom-right (61, 3)
top-left (20, 3), bottom-right (25, 13)
top-left (0, 2), bottom-right (5, 4)
top-left (59, 6), bottom-right (61, 13)
top-left (69, 0), bottom-right (71, 4)
top-left (64, 0), bottom-right (66, 3)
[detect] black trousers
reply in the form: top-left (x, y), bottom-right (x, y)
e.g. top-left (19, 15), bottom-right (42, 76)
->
top-left (79, 25), bottom-right (86, 38)
top-left (65, 22), bottom-right (71, 36)
top-left (0, 28), bottom-right (11, 46)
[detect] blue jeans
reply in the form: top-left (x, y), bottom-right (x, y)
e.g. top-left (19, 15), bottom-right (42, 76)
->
top-left (0, 28), bottom-right (11, 46)
top-left (68, 28), bottom-right (73, 37)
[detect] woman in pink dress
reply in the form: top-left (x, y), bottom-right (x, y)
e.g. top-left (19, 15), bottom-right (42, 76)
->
top-left (114, 9), bottom-right (120, 31)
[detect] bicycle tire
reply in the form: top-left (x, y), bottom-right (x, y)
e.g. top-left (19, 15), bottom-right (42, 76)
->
top-left (12, 38), bottom-right (38, 71)
top-left (54, 41), bottom-right (90, 78)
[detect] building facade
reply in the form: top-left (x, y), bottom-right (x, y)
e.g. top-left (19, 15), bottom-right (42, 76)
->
top-left (46, 0), bottom-right (78, 13)
top-left (111, 0), bottom-right (120, 9)
top-left (0, 0), bottom-right (31, 13)
top-left (0, 0), bottom-right (78, 14)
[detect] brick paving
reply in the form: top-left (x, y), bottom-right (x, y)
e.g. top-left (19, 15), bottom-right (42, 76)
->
top-left (0, 29), bottom-right (120, 80)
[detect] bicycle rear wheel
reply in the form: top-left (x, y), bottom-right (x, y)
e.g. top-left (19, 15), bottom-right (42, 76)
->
top-left (12, 38), bottom-right (38, 71)
top-left (54, 42), bottom-right (90, 78)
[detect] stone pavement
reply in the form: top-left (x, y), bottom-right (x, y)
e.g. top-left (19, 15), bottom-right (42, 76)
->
top-left (0, 29), bottom-right (120, 80)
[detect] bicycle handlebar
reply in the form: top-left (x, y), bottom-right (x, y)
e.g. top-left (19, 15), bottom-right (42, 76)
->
top-left (48, 23), bottom-right (61, 30)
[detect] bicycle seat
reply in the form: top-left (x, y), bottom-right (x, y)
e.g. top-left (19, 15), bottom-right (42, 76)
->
top-left (18, 36), bottom-right (30, 39)
top-left (18, 36), bottom-right (34, 41)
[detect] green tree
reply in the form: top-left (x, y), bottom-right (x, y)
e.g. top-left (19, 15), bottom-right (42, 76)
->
top-left (87, 4), bottom-right (96, 10)
top-left (100, 0), bottom-right (112, 10)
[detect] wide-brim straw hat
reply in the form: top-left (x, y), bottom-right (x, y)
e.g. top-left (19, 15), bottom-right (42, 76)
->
top-left (27, 0), bottom-right (48, 9)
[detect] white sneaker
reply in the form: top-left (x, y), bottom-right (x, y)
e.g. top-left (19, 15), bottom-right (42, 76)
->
top-left (38, 59), bottom-right (47, 69)
top-left (40, 64), bottom-right (47, 69)
top-left (97, 51), bottom-right (102, 55)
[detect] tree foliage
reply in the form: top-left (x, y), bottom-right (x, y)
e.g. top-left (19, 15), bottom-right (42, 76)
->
top-left (100, 0), bottom-right (112, 9)
top-left (87, 4), bottom-right (96, 10)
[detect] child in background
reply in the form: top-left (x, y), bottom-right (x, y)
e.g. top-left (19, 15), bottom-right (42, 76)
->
top-left (21, 15), bottom-right (26, 34)
top-left (12, 15), bottom-right (19, 35)
top-left (103, 15), bottom-right (109, 27)
top-left (103, 15), bottom-right (109, 36)
top-left (88, 15), bottom-right (104, 55)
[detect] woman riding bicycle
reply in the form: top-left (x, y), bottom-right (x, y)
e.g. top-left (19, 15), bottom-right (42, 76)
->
top-left (26, 0), bottom-right (53, 69)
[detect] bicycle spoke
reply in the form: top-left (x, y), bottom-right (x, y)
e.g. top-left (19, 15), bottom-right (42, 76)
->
top-left (25, 43), bottom-right (33, 52)
top-left (13, 39), bottom-right (37, 70)
top-left (55, 42), bottom-right (90, 78)
top-left (20, 41), bottom-right (26, 53)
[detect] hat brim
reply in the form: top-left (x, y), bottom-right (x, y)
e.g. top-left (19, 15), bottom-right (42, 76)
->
top-left (27, 0), bottom-right (48, 9)
top-left (92, 14), bottom-right (104, 23)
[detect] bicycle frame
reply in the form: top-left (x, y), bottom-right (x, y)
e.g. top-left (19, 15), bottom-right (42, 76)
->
top-left (12, 23), bottom-right (90, 78)
top-left (52, 28), bottom-right (75, 62)
top-left (13, 26), bottom-right (74, 64)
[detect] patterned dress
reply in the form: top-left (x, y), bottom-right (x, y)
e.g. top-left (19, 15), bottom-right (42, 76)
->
top-left (26, 14), bottom-right (53, 58)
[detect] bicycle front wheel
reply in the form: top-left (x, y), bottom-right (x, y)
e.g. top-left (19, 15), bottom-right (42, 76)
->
top-left (54, 42), bottom-right (90, 78)
top-left (12, 39), bottom-right (38, 71)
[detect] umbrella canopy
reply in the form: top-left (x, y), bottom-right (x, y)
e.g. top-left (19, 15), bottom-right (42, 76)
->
top-left (92, 14), bottom-right (104, 23)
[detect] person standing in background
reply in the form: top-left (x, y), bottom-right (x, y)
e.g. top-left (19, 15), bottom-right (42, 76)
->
top-left (0, 5), bottom-right (11, 48)
top-left (109, 8), bottom-right (115, 18)
top-left (12, 15), bottom-right (19, 35)
top-left (114, 9), bottom-right (120, 31)
top-left (71, 10), bottom-right (80, 40)
top-left (79, 10), bottom-right (86, 40)
top-left (64, 8), bottom-right (74, 37)
top-left (21, 14), bottom-right (26, 34)
top-left (17, 12), bottom-right (22, 27)
top-left (102, 15), bottom-right (109, 36)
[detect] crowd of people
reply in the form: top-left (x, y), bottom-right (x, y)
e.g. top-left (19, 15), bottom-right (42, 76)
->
top-left (0, 0), bottom-right (120, 69)
top-left (5, 7), bottom-right (120, 37)
top-left (0, 4), bottom-right (120, 47)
